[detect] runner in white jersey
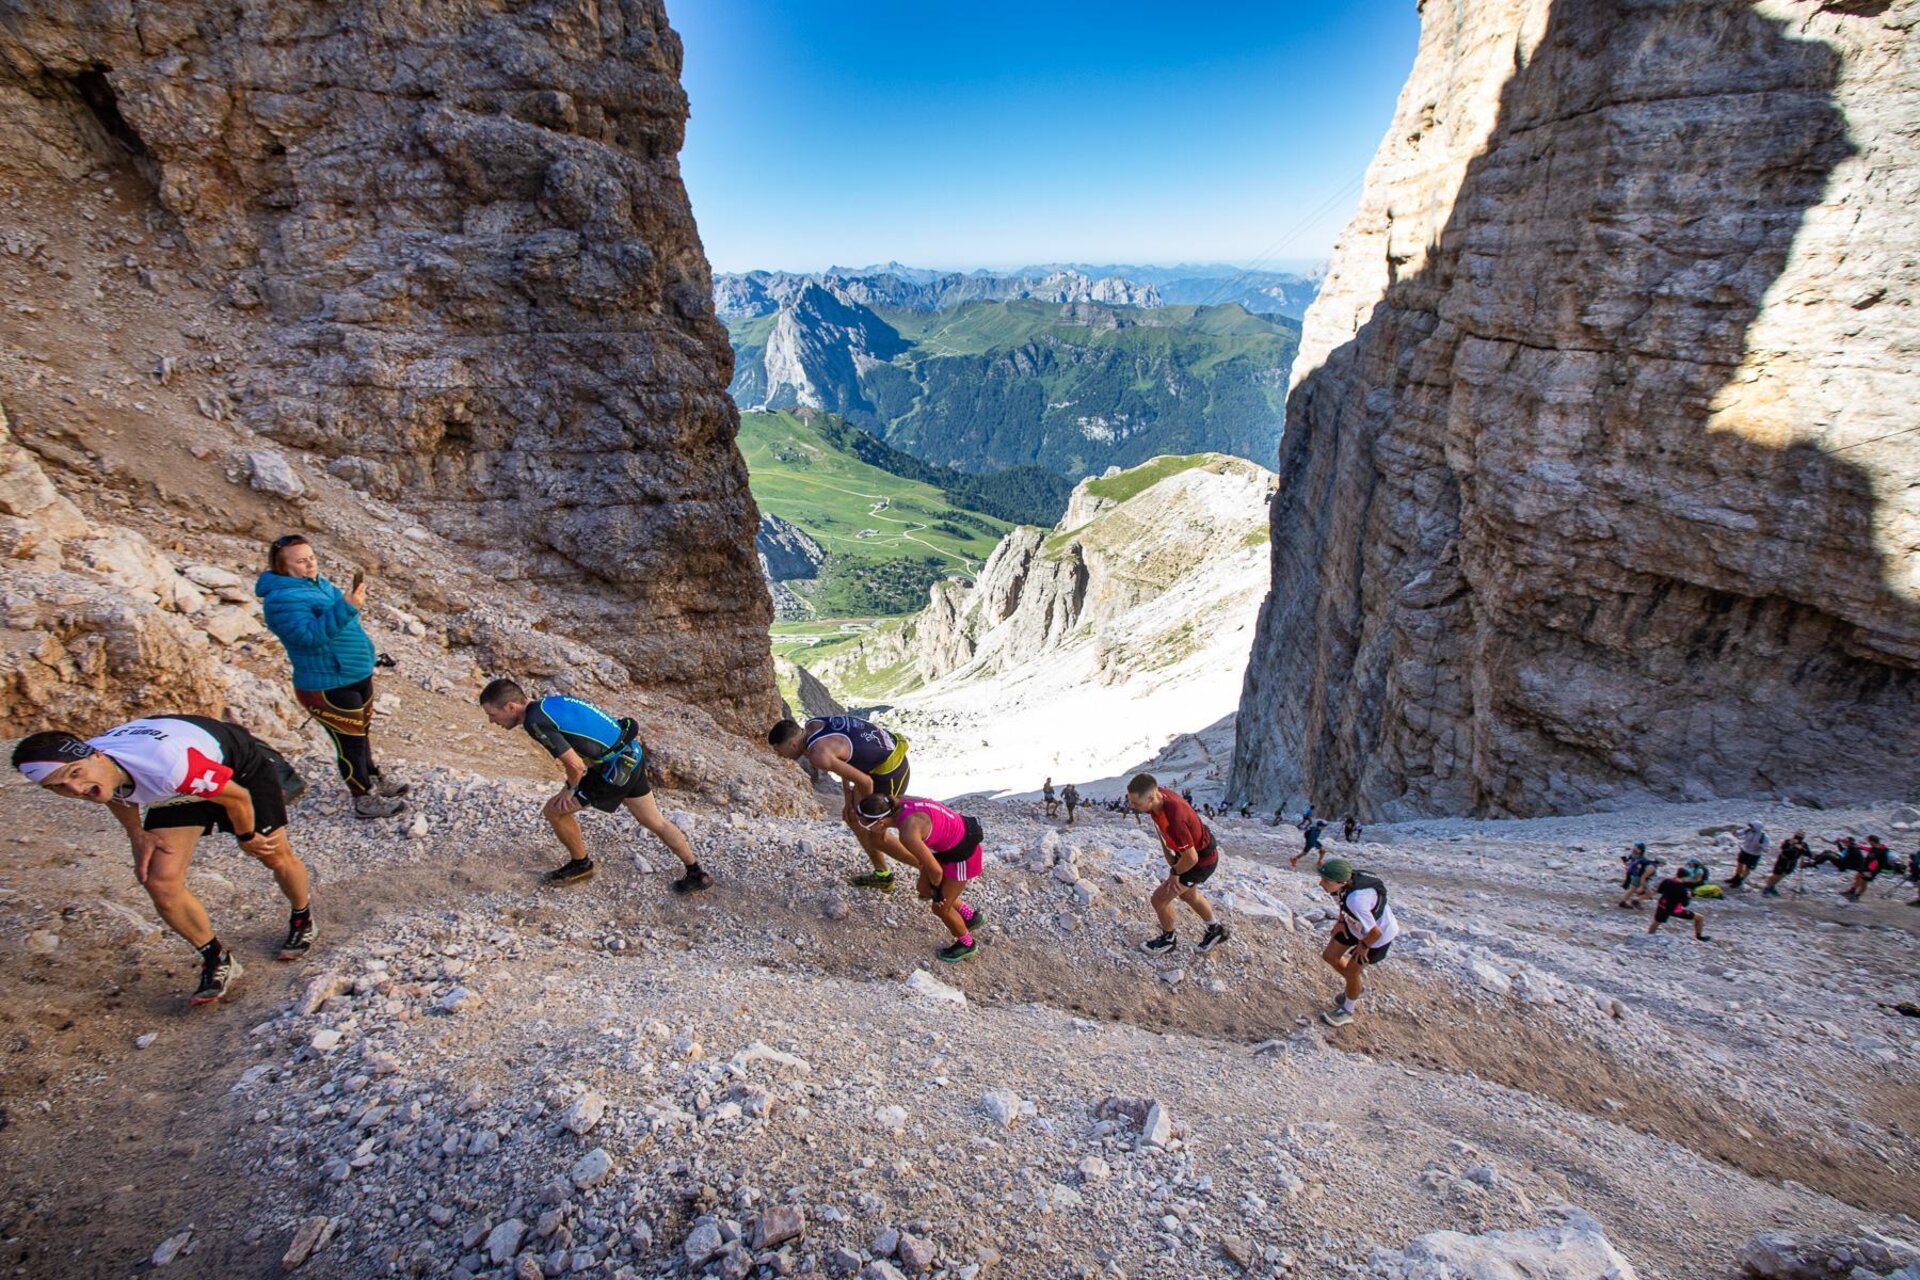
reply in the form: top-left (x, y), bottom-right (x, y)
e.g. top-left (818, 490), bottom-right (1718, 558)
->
top-left (1315, 858), bottom-right (1399, 1027)
top-left (12, 715), bottom-right (315, 1006)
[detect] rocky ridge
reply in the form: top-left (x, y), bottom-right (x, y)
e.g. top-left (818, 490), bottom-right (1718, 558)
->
top-left (0, 0), bottom-right (778, 731)
top-left (715, 269), bottom-right (1161, 322)
top-left (1231, 0), bottom-right (1920, 819)
top-left (808, 455), bottom-right (1275, 798)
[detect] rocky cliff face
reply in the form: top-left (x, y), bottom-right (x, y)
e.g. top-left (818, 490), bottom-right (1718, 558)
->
top-left (759, 284), bottom-right (909, 417)
top-left (1231, 0), bottom-right (1920, 818)
top-left (0, 0), bottom-right (777, 730)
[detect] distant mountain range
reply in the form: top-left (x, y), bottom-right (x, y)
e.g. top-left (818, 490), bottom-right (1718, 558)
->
top-left (717, 262), bottom-right (1320, 322)
top-left (716, 267), bottom-right (1160, 320)
top-left (720, 265), bottom-right (1303, 482)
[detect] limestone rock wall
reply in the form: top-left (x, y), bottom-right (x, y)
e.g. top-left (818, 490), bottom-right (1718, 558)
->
top-left (0, 0), bottom-right (776, 730)
top-left (1230, 0), bottom-right (1920, 818)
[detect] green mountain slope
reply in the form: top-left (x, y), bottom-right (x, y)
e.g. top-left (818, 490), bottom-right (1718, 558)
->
top-left (740, 410), bottom-right (1013, 616)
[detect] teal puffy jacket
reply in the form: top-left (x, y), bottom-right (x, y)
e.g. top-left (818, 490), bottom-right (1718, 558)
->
top-left (254, 572), bottom-right (378, 692)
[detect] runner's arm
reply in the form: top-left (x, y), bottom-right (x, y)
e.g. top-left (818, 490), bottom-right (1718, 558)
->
top-left (815, 751), bottom-right (876, 804)
top-left (888, 822), bottom-right (943, 880)
top-left (107, 798), bottom-right (143, 839)
top-left (209, 779), bottom-right (260, 839)
top-left (109, 798), bottom-right (164, 883)
top-left (554, 748), bottom-right (589, 788)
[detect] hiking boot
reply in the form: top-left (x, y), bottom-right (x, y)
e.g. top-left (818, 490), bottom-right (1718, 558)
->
top-left (370, 775), bottom-right (411, 799)
top-left (353, 793), bottom-right (407, 820)
top-left (1197, 922), bottom-right (1231, 954)
top-left (545, 858), bottom-right (597, 886)
top-left (1321, 1007), bottom-right (1355, 1027)
top-left (277, 914), bottom-right (317, 961)
top-left (1140, 931), bottom-right (1177, 956)
top-left (669, 867), bottom-right (714, 895)
top-left (850, 869), bottom-right (896, 891)
top-left (938, 939), bottom-right (979, 963)
top-left (191, 952), bottom-right (243, 1006)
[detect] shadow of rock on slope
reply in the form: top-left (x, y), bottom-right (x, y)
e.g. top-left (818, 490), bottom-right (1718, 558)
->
top-left (1231, 0), bottom-right (1920, 819)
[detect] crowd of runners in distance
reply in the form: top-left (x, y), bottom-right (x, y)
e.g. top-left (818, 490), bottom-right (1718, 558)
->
top-left (1614, 820), bottom-right (1919, 941)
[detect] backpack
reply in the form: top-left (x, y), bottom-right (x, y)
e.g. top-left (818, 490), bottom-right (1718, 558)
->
top-left (1340, 871), bottom-right (1389, 923)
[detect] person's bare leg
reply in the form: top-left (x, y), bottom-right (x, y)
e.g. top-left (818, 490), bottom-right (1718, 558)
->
top-left (1178, 886), bottom-right (1215, 925)
top-left (1693, 914), bottom-right (1707, 939)
top-left (141, 827), bottom-right (214, 946)
top-left (1151, 879), bottom-right (1178, 932)
top-left (623, 793), bottom-right (696, 868)
top-left (544, 799), bottom-right (590, 862)
top-left (1345, 956), bottom-right (1366, 1004)
top-left (244, 829), bottom-right (310, 910)
top-left (932, 880), bottom-right (968, 941)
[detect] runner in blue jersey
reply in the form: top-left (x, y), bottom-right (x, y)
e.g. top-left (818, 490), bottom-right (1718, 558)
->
top-left (768, 713), bottom-right (912, 890)
top-left (480, 679), bottom-right (711, 891)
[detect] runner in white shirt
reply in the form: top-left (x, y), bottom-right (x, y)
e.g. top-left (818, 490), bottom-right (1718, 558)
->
top-left (12, 715), bottom-right (315, 1006)
top-left (1316, 858), bottom-right (1398, 1027)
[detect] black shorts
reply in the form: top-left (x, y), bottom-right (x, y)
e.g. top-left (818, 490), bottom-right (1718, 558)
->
top-left (1770, 851), bottom-right (1802, 877)
top-left (1176, 853), bottom-right (1218, 888)
top-left (855, 759), bottom-right (911, 820)
top-left (1736, 852), bottom-right (1761, 869)
top-left (1332, 928), bottom-right (1391, 964)
top-left (574, 751), bottom-right (652, 811)
top-left (143, 726), bottom-right (292, 839)
top-left (1654, 900), bottom-right (1695, 924)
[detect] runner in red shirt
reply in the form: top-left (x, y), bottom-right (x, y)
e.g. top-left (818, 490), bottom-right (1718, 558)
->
top-left (1126, 773), bottom-right (1231, 956)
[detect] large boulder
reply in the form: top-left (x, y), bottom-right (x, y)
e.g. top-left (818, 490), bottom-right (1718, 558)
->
top-left (1369, 1209), bottom-right (1637, 1280)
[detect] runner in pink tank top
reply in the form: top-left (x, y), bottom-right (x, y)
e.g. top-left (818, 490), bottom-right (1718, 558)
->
top-left (871, 795), bottom-right (988, 963)
top-left (897, 797), bottom-right (967, 855)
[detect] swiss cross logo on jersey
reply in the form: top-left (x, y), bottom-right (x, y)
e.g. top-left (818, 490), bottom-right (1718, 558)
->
top-left (175, 748), bottom-right (233, 798)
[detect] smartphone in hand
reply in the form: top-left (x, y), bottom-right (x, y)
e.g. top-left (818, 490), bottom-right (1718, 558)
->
top-left (352, 568), bottom-right (366, 590)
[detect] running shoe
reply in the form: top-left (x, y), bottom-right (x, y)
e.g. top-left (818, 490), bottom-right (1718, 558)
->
top-left (1197, 923), bottom-right (1231, 954)
top-left (1320, 1007), bottom-right (1355, 1027)
top-left (1761, 887), bottom-right (1780, 897)
top-left (353, 793), bottom-right (407, 820)
top-left (1697, 934), bottom-right (1714, 942)
top-left (938, 939), bottom-right (978, 963)
top-left (1141, 931), bottom-right (1177, 955)
top-left (850, 869), bottom-right (897, 891)
top-left (545, 858), bottom-right (597, 885)
top-left (191, 953), bottom-right (243, 1006)
top-left (277, 914), bottom-right (317, 960)
top-left (371, 775), bottom-right (411, 799)
top-left (669, 867), bottom-right (714, 894)
top-left (960, 904), bottom-right (985, 932)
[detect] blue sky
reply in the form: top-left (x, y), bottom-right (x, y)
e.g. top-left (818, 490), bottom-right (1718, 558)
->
top-left (671, 1), bottom-right (1419, 274)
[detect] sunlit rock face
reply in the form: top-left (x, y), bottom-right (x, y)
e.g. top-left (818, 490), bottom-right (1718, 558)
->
top-left (1231, 0), bottom-right (1920, 819)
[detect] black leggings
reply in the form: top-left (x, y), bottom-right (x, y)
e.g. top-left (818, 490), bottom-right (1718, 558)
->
top-left (297, 676), bottom-right (380, 797)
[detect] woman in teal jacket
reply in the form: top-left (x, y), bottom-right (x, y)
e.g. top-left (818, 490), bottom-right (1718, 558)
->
top-left (256, 535), bottom-right (408, 818)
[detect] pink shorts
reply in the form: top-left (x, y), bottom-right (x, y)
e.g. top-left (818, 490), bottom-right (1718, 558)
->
top-left (940, 848), bottom-right (984, 883)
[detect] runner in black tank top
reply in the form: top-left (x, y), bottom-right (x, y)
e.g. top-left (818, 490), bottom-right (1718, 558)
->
top-left (768, 714), bottom-right (913, 890)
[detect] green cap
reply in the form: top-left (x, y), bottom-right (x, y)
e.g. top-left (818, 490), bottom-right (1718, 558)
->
top-left (1319, 858), bottom-right (1354, 883)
